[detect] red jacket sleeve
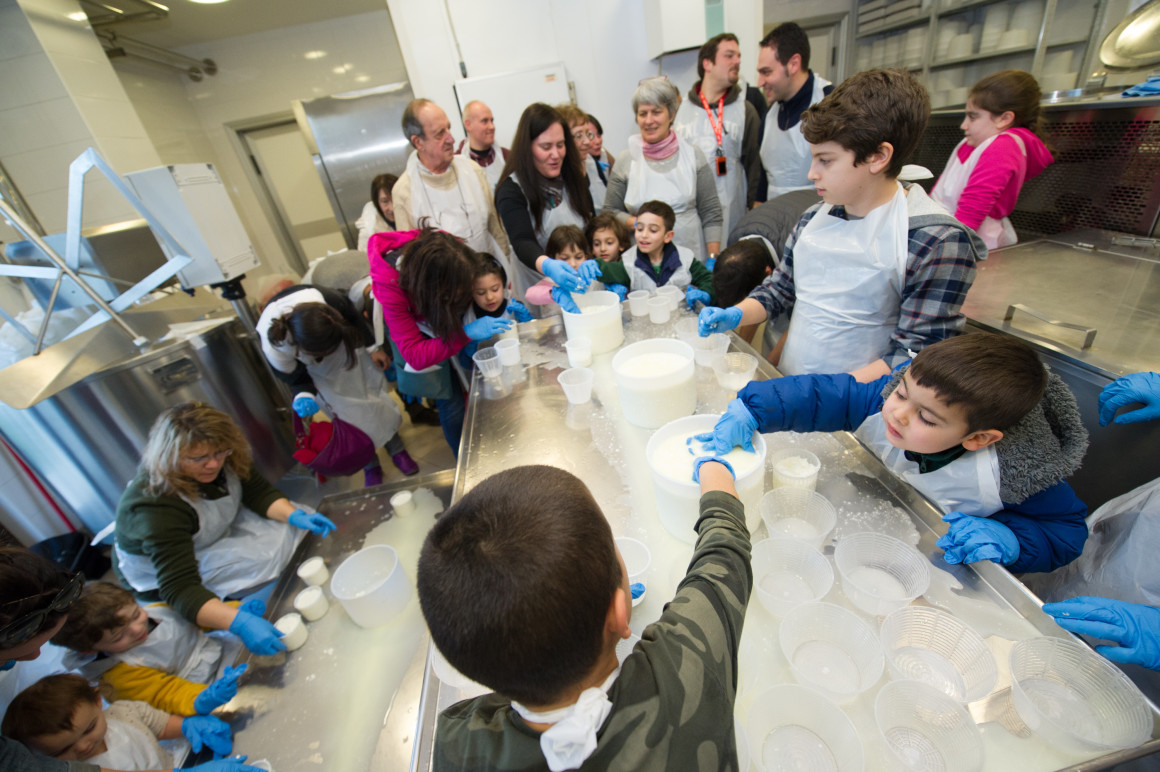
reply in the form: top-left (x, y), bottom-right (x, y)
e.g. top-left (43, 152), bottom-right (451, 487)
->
top-left (371, 261), bottom-right (469, 371)
top-left (952, 135), bottom-right (1024, 229)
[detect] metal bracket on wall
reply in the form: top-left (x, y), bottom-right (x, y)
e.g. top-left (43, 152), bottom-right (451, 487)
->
top-left (1003, 303), bottom-right (1098, 350)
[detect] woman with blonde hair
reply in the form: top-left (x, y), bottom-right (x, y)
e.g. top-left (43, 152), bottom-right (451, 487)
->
top-left (113, 403), bottom-right (336, 655)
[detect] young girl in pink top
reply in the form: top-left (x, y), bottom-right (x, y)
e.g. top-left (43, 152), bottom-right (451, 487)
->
top-left (931, 70), bottom-right (1053, 250)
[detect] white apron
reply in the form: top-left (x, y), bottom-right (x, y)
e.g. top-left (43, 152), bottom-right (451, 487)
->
top-left (303, 345), bottom-right (401, 448)
top-left (778, 184), bottom-right (910, 376)
top-left (585, 155), bottom-right (607, 211)
top-left (480, 148), bottom-right (505, 191)
top-left (406, 154), bottom-right (494, 254)
top-left (761, 76), bottom-right (831, 200)
top-left (509, 175), bottom-right (588, 313)
top-left (116, 470), bottom-right (303, 600)
top-left (628, 245), bottom-right (694, 292)
top-left (856, 413), bottom-right (1003, 517)
top-left (624, 134), bottom-right (707, 262)
top-left (119, 605), bottom-right (223, 684)
top-left (674, 93), bottom-right (747, 236)
top-left (931, 134), bottom-right (1024, 250)
top-left (89, 717), bottom-right (171, 771)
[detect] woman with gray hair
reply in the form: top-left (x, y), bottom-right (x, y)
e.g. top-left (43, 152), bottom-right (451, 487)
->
top-left (602, 76), bottom-right (724, 263)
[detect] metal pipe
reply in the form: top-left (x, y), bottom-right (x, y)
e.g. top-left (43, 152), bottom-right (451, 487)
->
top-left (34, 274), bottom-right (64, 355)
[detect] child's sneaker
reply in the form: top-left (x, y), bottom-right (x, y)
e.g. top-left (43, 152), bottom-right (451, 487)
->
top-left (363, 465), bottom-right (384, 487)
top-left (391, 450), bottom-right (419, 476)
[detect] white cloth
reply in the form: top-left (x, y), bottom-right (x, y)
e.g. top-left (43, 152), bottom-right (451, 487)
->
top-left (88, 707), bottom-right (172, 771)
top-left (931, 133), bottom-right (1024, 250)
top-left (511, 668), bottom-right (619, 772)
top-left (624, 135), bottom-right (707, 262)
top-left (355, 201), bottom-right (390, 254)
top-left (117, 605), bottom-right (223, 684)
top-left (674, 92), bottom-right (747, 235)
top-left (585, 155), bottom-right (607, 211)
top-left (778, 183), bottom-right (909, 376)
top-left (627, 244), bottom-right (695, 292)
top-left (404, 154), bottom-right (493, 254)
top-left (855, 413), bottom-right (1003, 517)
top-left (761, 76), bottom-right (830, 200)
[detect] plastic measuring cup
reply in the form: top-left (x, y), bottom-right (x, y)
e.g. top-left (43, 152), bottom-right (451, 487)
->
top-left (875, 680), bottom-right (983, 772)
top-left (494, 338), bottom-right (520, 366)
top-left (879, 605), bottom-right (997, 703)
top-left (656, 284), bottom-right (683, 310)
top-left (565, 338), bottom-right (592, 367)
top-left (713, 352), bottom-right (758, 392)
top-left (472, 347), bottom-right (502, 379)
top-left (648, 295), bottom-right (670, 324)
top-left (768, 448), bottom-right (821, 490)
top-left (330, 544), bottom-right (411, 628)
top-left (627, 290), bottom-right (650, 316)
top-left (558, 367), bottom-right (595, 404)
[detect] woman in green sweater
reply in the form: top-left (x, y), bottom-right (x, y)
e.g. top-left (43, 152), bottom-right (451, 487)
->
top-left (113, 403), bottom-right (336, 655)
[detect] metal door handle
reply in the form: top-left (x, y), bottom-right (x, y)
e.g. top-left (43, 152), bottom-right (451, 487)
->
top-left (1003, 304), bottom-right (1097, 349)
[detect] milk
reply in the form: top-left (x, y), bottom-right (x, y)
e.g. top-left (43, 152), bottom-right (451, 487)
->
top-left (616, 352), bottom-right (695, 428)
top-left (562, 291), bottom-right (624, 353)
top-left (649, 430), bottom-right (763, 485)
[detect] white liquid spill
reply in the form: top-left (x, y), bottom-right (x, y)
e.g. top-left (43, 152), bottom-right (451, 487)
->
top-left (762, 725), bottom-right (838, 772)
top-left (792, 641), bottom-right (862, 696)
top-left (771, 518), bottom-right (819, 540)
top-left (847, 566), bottom-right (908, 598)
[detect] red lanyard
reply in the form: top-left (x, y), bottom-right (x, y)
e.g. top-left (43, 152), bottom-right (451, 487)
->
top-left (698, 88), bottom-right (726, 150)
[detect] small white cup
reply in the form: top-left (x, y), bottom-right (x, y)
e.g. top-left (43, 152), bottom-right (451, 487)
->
top-left (657, 284), bottom-right (682, 311)
top-left (559, 367), bottom-right (595, 404)
top-left (297, 556), bottom-right (329, 586)
top-left (495, 338), bottom-right (521, 366)
top-left (275, 613), bottom-right (308, 651)
top-left (627, 290), bottom-right (650, 316)
top-left (390, 490), bottom-right (416, 517)
top-left (472, 348), bottom-right (502, 378)
top-left (648, 296), bottom-right (671, 324)
top-left (565, 338), bottom-right (593, 367)
top-left (293, 585), bottom-right (330, 622)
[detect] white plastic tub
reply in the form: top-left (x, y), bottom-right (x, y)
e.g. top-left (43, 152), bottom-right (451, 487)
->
top-left (330, 544), bottom-right (411, 628)
top-left (561, 290), bottom-right (623, 354)
top-left (611, 338), bottom-right (695, 428)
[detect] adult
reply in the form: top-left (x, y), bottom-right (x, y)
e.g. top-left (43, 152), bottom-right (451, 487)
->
top-left (603, 77), bottom-right (724, 263)
top-left (456, 101), bottom-right (509, 192)
top-left (368, 228), bottom-right (513, 455)
top-left (494, 103), bottom-right (596, 305)
top-left (673, 33), bottom-right (761, 237)
top-left (355, 173), bottom-right (396, 253)
top-left (392, 99), bottom-right (513, 265)
top-left (757, 22), bottom-right (833, 200)
top-left (557, 103), bottom-right (607, 211)
top-left (586, 114), bottom-right (615, 174)
top-left (114, 403), bottom-right (336, 655)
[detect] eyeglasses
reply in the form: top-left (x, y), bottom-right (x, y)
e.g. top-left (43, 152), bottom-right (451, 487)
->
top-left (182, 449), bottom-right (233, 466)
top-left (572, 131), bottom-right (595, 142)
top-left (0, 572), bottom-right (84, 649)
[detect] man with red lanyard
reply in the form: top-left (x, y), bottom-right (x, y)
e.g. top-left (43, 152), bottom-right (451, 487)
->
top-left (674, 32), bottom-right (762, 247)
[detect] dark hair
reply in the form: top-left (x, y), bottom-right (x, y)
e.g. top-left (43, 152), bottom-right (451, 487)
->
top-left (587, 114), bottom-right (603, 136)
top-left (698, 32), bottom-right (739, 80)
top-left (370, 173), bottom-right (398, 222)
top-left (498, 103), bottom-right (593, 234)
top-left (545, 225), bottom-right (590, 261)
top-left (473, 252), bottom-right (507, 286)
top-left (760, 22), bottom-right (811, 69)
top-left (417, 465), bottom-right (622, 706)
top-left (50, 582), bottom-right (135, 652)
top-left (0, 549), bottom-right (72, 636)
top-left (802, 68), bottom-right (929, 179)
top-left (2, 674), bottom-right (101, 744)
top-left (401, 98), bottom-right (432, 145)
top-left (398, 227), bottom-right (478, 342)
top-left (586, 214), bottom-right (631, 256)
top-left (969, 70), bottom-right (1047, 143)
top-left (636, 200), bottom-right (676, 232)
top-left (266, 301), bottom-right (360, 370)
top-left (714, 240), bottom-right (773, 307)
top-left (907, 333), bottom-right (1047, 432)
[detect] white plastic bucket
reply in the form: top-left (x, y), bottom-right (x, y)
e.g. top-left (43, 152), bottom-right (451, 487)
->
top-left (330, 544), bottom-right (411, 628)
top-left (561, 290), bottom-right (623, 354)
top-left (611, 338), bottom-right (695, 429)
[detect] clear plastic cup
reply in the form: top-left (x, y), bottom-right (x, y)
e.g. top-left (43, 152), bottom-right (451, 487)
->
top-left (656, 284), bottom-right (683, 310)
top-left (875, 680), bottom-right (983, 772)
top-left (835, 532), bottom-right (931, 616)
top-left (495, 338), bottom-right (521, 366)
top-left (760, 488), bottom-right (837, 548)
top-left (713, 352), bottom-right (758, 392)
top-left (691, 332), bottom-right (730, 367)
top-left (472, 347), bottom-right (502, 378)
top-left (752, 538), bottom-right (833, 618)
top-left (648, 295), bottom-right (670, 324)
top-left (880, 606), bottom-right (997, 703)
top-left (769, 448), bottom-right (821, 490)
top-left (558, 367), bottom-right (595, 404)
top-left (745, 684), bottom-right (864, 772)
top-left (673, 317), bottom-right (699, 347)
top-left (628, 290), bottom-right (650, 316)
top-left (615, 536), bottom-right (651, 607)
top-left (779, 601), bottom-right (884, 703)
top-left (565, 338), bottom-right (592, 368)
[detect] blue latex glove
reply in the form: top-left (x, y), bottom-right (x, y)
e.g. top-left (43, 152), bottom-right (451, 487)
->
top-left (692, 456), bottom-right (736, 483)
top-left (577, 259), bottom-right (602, 285)
top-left (505, 300), bottom-right (533, 322)
top-left (606, 283), bottom-right (629, 301)
top-left (292, 393), bottom-right (319, 418)
top-left (288, 509), bottom-right (337, 537)
top-left (464, 315), bottom-right (514, 341)
top-left (551, 285), bottom-right (581, 314)
top-left (1043, 597), bottom-right (1160, 670)
top-left (183, 714), bottom-right (233, 756)
top-left (936, 511), bottom-right (1020, 566)
top-left (189, 757), bottom-right (262, 772)
top-left (693, 399), bottom-right (758, 455)
top-left (237, 597), bottom-right (265, 617)
top-left (685, 287), bottom-right (711, 310)
top-left (193, 664), bottom-right (247, 714)
top-left (705, 256), bottom-right (716, 272)
top-left (542, 258), bottom-right (588, 293)
top-left (228, 610), bottom-right (286, 655)
top-left (1098, 372), bottom-right (1160, 426)
top-left (698, 305), bottom-right (743, 336)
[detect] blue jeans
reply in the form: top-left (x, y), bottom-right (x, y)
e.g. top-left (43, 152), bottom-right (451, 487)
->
top-left (436, 377), bottom-right (465, 457)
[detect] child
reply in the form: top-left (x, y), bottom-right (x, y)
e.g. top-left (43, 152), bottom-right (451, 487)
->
top-left (586, 214), bottom-right (630, 263)
top-left (712, 239), bottom-right (775, 346)
top-left (699, 68), bottom-right (985, 381)
top-left (704, 333), bottom-right (1088, 573)
top-left (51, 583), bottom-right (246, 717)
top-left (417, 461), bottom-right (748, 770)
top-left (465, 254), bottom-right (534, 324)
top-left (525, 225), bottom-right (630, 313)
top-left (931, 70), bottom-right (1053, 250)
top-left (3, 674), bottom-right (233, 769)
top-left (627, 200), bottom-right (715, 308)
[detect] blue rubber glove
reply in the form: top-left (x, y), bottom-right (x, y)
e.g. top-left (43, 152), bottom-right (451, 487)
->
top-left (541, 258), bottom-right (587, 293)
top-left (292, 393), bottom-right (319, 418)
top-left (936, 511), bottom-right (1020, 566)
top-left (693, 399), bottom-right (758, 455)
top-left (685, 287), bottom-right (711, 310)
top-left (237, 598), bottom-right (265, 617)
top-left (705, 256), bottom-right (716, 272)
top-left (551, 285), bottom-right (581, 314)
top-left (193, 664), bottom-right (247, 714)
top-left (228, 610), bottom-right (286, 655)
top-left (183, 714), bottom-right (233, 756)
top-left (606, 283), bottom-right (629, 301)
top-left (1043, 597), bottom-right (1160, 671)
top-left (577, 259), bottom-right (602, 285)
top-left (692, 456), bottom-right (736, 483)
top-left (288, 509), bottom-right (337, 537)
top-left (505, 300), bottom-right (533, 322)
top-left (189, 757), bottom-right (262, 772)
top-left (464, 315), bottom-right (514, 341)
top-left (698, 305), bottom-right (743, 336)
top-left (1098, 372), bottom-right (1160, 426)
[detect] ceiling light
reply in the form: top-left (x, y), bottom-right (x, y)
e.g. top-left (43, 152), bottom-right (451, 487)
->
top-left (67, 11), bottom-right (88, 21)
top-left (304, 50), bottom-right (327, 60)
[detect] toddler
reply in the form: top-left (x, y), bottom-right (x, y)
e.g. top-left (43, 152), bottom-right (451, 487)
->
top-left (624, 200), bottom-right (715, 307)
top-left (585, 214), bottom-right (630, 263)
top-left (466, 253), bottom-right (533, 324)
top-left (525, 225), bottom-right (630, 312)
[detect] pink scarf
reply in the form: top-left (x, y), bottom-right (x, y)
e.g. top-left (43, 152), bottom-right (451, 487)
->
top-left (641, 131), bottom-right (679, 161)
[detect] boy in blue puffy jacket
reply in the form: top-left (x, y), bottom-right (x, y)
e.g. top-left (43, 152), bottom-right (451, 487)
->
top-left (705, 332), bottom-right (1088, 573)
